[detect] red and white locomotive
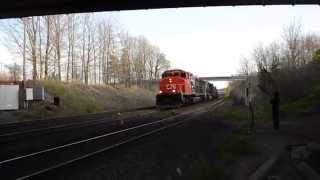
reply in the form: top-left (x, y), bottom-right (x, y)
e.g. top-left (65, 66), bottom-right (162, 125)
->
top-left (156, 69), bottom-right (218, 107)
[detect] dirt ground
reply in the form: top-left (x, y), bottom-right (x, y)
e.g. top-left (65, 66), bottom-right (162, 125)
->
top-left (262, 114), bottom-right (320, 180)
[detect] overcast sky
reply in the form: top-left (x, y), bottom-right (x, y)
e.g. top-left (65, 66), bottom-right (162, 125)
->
top-left (1, 5), bottom-right (320, 88)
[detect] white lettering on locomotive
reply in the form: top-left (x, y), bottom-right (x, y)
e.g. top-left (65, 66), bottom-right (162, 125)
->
top-left (166, 84), bottom-right (176, 90)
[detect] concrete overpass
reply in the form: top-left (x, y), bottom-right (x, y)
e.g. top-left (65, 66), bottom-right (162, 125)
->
top-left (1, 0), bottom-right (319, 19)
top-left (199, 75), bottom-right (247, 81)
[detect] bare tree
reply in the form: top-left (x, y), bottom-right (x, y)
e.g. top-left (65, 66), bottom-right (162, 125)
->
top-left (22, 19), bottom-right (27, 81)
top-left (25, 17), bottom-right (39, 80)
top-left (119, 32), bottom-right (134, 87)
top-left (1, 13), bottom-right (170, 86)
top-left (82, 14), bottom-right (94, 85)
top-left (51, 15), bottom-right (65, 81)
top-left (6, 63), bottom-right (22, 81)
top-left (37, 17), bottom-right (43, 79)
top-left (154, 52), bottom-right (170, 80)
top-left (282, 20), bottom-right (303, 69)
top-left (4, 17), bottom-right (40, 80)
top-left (43, 16), bottom-right (52, 80)
top-left (66, 14), bottom-right (77, 81)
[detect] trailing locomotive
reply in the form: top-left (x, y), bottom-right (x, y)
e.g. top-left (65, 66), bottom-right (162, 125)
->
top-left (156, 69), bottom-right (218, 107)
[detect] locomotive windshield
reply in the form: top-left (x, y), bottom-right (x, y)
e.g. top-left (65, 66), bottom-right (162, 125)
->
top-left (162, 70), bottom-right (187, 78)
top-left (173, 72), bottom-right (180, 76)
top-left (162, 71), bottom-right (171, 78)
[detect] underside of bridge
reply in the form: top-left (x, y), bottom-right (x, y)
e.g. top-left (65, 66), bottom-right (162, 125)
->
top-left (1, 0), bottom-right (319, 19)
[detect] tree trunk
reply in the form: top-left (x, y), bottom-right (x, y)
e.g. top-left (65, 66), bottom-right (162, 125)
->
top-left (57, 40), bottom-right (61, 81)
top-left (31, 17), bottom-right (38, 80)
top-left (66, 19), bottom-right (71, 81)
top-left (22, 19), bottom-right (26, 81)
top-left (38, 17), bottom-right (43, 80)
top-left (44, 16), bottom-right (50, 80)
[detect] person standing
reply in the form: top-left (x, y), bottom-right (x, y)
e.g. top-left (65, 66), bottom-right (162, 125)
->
top-left (270, 91), bottom-right (280, 130)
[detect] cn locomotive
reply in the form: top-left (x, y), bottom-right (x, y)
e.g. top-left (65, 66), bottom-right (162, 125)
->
top-left (156, 69), bottom-right (218, 108)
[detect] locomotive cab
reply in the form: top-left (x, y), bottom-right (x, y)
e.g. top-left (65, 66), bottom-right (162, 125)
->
top-left (156, 69), bottom-right (218, 108)
top-left (156, 69), bottom-right (192, 107)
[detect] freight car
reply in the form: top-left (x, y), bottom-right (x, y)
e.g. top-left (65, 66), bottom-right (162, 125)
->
top-left (156, 69), bottom-right (218, 108)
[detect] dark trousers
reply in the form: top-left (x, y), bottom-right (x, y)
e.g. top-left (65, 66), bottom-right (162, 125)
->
top-left (272, 111), bottom-right (279, 130)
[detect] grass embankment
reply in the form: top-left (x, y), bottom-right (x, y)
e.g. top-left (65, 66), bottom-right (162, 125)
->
top-left (213, 84), bottom-right (320, 176)
top-left (224, 84), bottom-right (320, 123)
top-left (282, 85), bottom-right (320, 118)
top-left (216, 103), bottom-right (258, 161)
top-left (193, 99), bottom-right (258, 180)
top-left (216, 128), bottom-right (257, 162)
top-left (212, 85), bottom-right (320, 180)
top-left (195, 130), bottom-right (257, 180)
top-left (22, 81), bottom-right (156, 119)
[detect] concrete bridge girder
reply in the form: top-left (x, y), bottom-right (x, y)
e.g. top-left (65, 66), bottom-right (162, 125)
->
top-left (1, 0), bottom-right (320, 19)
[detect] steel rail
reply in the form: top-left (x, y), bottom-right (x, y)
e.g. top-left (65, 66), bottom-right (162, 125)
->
top-left (0, 106), bottom-right (156, 126)
top-left (0, 111), bottom-right (177, 165)
top-left (0, 99), bottom-right (224, 179)
top-left (0, 100), bottom-right (214, 138)
top-left (17, 117), bottom-right (190, 180)
top-left (18, 99), bottom-right (225, 180)
top-left (0, 108), bottom-right (156, 138)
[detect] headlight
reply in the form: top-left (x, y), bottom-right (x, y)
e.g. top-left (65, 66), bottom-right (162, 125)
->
top-left (159, 90), bottom-right (163, 94)
top-left (172, 89), bottom-right (176, 93)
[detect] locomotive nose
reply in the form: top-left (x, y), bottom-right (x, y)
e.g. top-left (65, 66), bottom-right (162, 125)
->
top-left (166, 84), bottom-right (176, 90)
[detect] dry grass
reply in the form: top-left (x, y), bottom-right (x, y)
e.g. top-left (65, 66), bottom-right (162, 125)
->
top-left (24, 80), bottom-right (156, 117)
top-left (216, 129), bottom-right (257, 162)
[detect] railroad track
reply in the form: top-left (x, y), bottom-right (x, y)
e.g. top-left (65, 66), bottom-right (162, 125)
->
top-left (0, 108), bottom-right (163, 162)
top-left (0, 100), bottom-right (217, 142)
top-left (0, 100), bottom-right (218, 162)
top-left (0, 110), bottom-right (156, 140)
top-left (0, 106), bottom-right (156, 137)
top-left (0, 99), bottom-right (224, 180)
